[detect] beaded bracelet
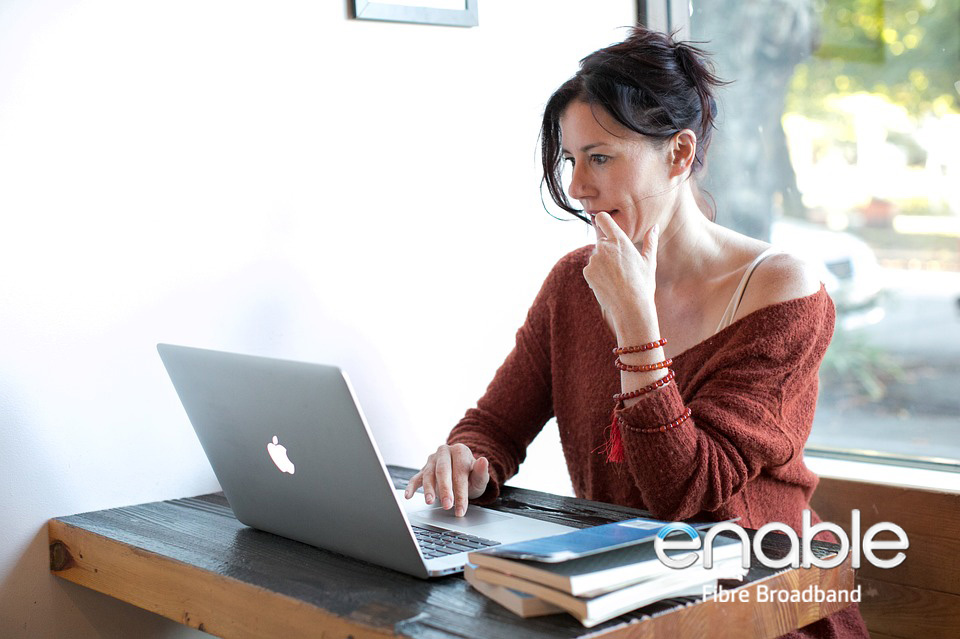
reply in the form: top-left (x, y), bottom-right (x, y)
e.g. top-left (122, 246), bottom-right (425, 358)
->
top-left (603, 399), bottom-right (691, 462)
top-left (612, 338), bottom-right (667, 355)
top-left (615, 357), bottom-right (673, 373)
top-left (613, 369), bottom-right (675, 402)
top-left (636, 407), bottom-right (693, 434)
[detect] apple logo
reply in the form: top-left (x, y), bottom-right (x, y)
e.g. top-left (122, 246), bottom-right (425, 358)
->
top-left (266, 435), bottom-right (296, 474)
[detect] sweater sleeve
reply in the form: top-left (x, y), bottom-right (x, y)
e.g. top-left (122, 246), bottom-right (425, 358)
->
top-left (613, 287), bottom-right (834, 520)
top-left (445, 263), bottom-right (559, 504)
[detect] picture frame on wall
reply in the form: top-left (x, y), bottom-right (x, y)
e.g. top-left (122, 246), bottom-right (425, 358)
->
top-left (351, 0), bottom-right (478, 28)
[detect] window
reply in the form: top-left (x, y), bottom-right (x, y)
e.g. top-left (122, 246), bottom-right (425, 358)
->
top-left (670, 0), bottom-right (960, 470)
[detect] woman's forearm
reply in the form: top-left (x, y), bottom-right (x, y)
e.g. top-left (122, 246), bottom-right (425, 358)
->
top-left (611, 301), bottom-right (671, 407)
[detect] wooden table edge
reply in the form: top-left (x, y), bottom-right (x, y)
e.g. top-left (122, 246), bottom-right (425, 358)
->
top-left (603, 558), bottom-right (857, 638)
top-left (48, 518), bottom-right (400, 639)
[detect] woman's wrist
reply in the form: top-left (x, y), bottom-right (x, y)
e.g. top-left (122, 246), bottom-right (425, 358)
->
top-left (619, 369), bottom-right (672, 408)
top-left (611, 300), bottom-right (660, 346)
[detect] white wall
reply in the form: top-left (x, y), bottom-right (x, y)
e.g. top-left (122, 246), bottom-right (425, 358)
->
top-left (0, 1), bottom-right (634, 636)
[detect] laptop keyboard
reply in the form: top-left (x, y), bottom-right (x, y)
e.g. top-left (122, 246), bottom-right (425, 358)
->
top-left (411, 524), bottom-right (500, 559)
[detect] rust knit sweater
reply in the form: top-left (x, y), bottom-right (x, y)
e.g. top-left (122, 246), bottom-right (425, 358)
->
top-left (448, 245), bottom-right (869, 639)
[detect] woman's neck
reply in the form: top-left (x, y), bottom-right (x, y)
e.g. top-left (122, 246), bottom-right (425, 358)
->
top-left (647, 186), bottom-right (722, 288)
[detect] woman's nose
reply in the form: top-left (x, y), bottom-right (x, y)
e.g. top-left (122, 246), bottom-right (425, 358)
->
top-left (568, 164), bottom-right (591, 201)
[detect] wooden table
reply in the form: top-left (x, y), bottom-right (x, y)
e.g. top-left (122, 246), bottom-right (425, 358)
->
top-left (48, 466), bottom-right (856, 638)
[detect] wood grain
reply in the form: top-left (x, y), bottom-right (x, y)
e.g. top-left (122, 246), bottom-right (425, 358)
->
top-left (810, 476), bottom-right (960, 639)
top-left (47, 466), bottom-right (857, 639)
top-left (48, 518), bottom-right (398, 639)
top-left (589, 557), bottom-right (857, 639)
top-left (857, 577), bottom-right (960, 639)
top-left (811, 478), bottom-right (960, 543)
top-left (811, 477), bottom-right (960, 595)
top-left (852, 531), bottom-right (960, 594)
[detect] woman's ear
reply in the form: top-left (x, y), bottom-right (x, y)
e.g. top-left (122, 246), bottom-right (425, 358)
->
top-left (668, 129), bottom-right (697, 179)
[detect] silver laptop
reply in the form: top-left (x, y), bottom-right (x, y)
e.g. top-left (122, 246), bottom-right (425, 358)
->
top-left (157, 343), bottom-right (575, 578)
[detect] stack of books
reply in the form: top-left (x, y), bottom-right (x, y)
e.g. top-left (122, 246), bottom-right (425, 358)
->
top-left (464, 518), bottom-right (746, 628)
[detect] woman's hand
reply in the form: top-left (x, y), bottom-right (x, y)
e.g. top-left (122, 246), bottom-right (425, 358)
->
top-left (582, 212), bottom-right (660, 338)
top-left (403, 443), bottom-right (489, 517)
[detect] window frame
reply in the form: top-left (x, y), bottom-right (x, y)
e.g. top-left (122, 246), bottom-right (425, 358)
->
top-left (638, 0), bottom-right (690, 39)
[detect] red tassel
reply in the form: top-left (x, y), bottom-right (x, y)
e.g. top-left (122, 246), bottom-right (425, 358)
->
top-left (606, 406), bottom-right (625, 463)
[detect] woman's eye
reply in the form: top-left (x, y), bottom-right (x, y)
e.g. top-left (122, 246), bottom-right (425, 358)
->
top-left (591, 154), bottom-right (609, 165)
top-left (563, 157), bottom-right (574, 166)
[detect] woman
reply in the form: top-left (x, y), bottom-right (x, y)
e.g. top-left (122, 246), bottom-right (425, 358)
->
top-left (404, 26), bottom-right (869, 638)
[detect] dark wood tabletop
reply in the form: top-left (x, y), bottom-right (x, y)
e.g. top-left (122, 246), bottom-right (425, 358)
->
top-left (48, 466), bottom-right (856, 638)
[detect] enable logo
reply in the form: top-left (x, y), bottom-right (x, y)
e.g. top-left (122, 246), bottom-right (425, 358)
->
top-left (655, 522), bottom-right (702, 569)
top-left (654, 510), bottom-right (908, 570)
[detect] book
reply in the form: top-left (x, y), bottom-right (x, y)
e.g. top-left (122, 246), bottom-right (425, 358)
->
top-left (477, 516), bottom-right (733, 562)
top-left (468, 531), bottom-right (744, 597)
top-left (463, 563), bottom-right (564, 618)
top-left (471, 558), bottom-right (746, 628)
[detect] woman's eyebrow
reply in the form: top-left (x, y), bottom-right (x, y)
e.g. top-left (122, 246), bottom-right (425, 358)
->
top-left (561, 142), bottom-right (610, 154)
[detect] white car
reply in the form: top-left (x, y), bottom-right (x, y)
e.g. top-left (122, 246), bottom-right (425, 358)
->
top-left (770, 218), bottom-right (884, 325)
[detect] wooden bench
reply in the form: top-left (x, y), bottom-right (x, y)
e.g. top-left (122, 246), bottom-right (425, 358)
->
top-left (811, 477), bottom-right (960, 639)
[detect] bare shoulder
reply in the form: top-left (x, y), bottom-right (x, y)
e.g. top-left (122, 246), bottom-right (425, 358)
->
top-left (734, 251), bottom-right (823, 321)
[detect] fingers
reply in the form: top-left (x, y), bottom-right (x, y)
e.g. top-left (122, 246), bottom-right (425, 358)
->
top-left (450, 445), bottom-right (476, 517)
top-left (434, 446), bottom-right (454, 511)
top-left (593, 211), bottom-right (625, 243)
top-left (468, 456), bottom-right (490, 500)
top-left (407, 444), bottom-right (484, 516)
top-left (404, 452), bottom-right (439, 505)
top-left (404, 472), bottom-right (422, 499)
top-left (641, 223), bottom-right (660, 261)
top-left (421, 466), bottom-right (437, 505)
top-left (404, 444), bottom-right (490, 517)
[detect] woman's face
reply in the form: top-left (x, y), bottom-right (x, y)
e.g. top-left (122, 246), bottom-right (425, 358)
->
top-left (559, 100), bottom-right (674, 243)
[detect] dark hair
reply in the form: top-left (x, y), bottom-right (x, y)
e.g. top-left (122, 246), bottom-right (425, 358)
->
top-left (540, 26), bottom-right (727, 222)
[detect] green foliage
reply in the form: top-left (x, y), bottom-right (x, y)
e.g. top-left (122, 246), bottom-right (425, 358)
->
top-left (821, 322), bottom-right (905, 400)
top-left (788, 0), bottom-right (960, 118)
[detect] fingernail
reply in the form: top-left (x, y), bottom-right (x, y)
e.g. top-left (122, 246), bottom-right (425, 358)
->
top-left (442, 498), bottom-right (453, 510)
top-left (456, 506), bottom-right (465, 517)
top-left (653, 223), bottom-right (660, 235)
top-left (425, 493), bottom-right (434, 504)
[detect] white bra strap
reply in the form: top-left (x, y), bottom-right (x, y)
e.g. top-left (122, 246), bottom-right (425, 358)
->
top-left (715, 247), bottom-right (782, 333)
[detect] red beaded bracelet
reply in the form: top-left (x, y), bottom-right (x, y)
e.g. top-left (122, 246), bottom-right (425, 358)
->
top-left (612, 338), bottom-right (667, 355)
top-left (636, 407), bottom-right (693, 434)
top-left (615, 357), bottom-right (673, 373)
top-left (602, 398), bottom-right (690, 462)
top-left (613, 369), bottom-right (675, 402)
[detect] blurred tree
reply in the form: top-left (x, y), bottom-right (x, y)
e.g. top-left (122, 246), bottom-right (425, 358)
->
top-left (692, 0), bottom-right (816, 240)
top-left (789, 0), bottom-right (960, 118)
top-left (689, 0), bottom-right (958, 240)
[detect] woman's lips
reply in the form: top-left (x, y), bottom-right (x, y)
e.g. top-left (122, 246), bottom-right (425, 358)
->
top-left (588, 209), bottom-right (618, 220)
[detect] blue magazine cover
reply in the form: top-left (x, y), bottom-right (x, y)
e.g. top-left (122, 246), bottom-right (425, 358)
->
top-left (479, 517), bottom-right (735, 563)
